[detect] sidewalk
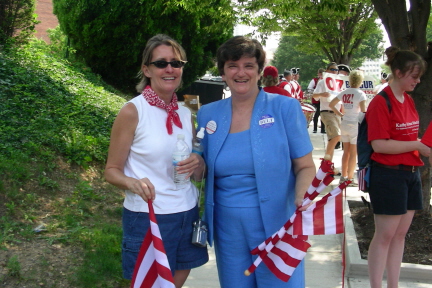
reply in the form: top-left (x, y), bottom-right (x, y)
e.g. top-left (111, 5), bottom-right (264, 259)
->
top-left (184, 126), bottom-right (432, 288)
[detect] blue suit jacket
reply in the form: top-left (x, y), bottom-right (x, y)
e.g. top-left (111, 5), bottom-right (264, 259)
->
top-left (197, 89), bottom-right (313, 246)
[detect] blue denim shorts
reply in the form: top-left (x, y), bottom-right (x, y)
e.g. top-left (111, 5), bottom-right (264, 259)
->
top-left (121, 206), bottom-right (208, 280)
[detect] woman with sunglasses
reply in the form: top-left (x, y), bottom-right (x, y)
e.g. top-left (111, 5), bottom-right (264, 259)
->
top-left (105, 34), bottom-right (208, 287)
top-left (197, 36), bottom-right (316, 288)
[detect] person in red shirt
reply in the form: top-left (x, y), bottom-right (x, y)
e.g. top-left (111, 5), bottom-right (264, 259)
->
top-left (292, 68), bottom-right (304, 100)
top-left (366, 47), bottom-right (430, 288)
top-left (278, 69), bottom-right (293, 97)
top-left (420, 121), bottom-right (432, 165)
top-left (262, 66), bottom-right (291, 97)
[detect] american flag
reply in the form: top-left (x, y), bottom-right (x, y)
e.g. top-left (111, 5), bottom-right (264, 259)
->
top-left (290, 186), bottom-right (344, 236)
top-left (130, 200), bottom-right (175, 288)
top-left (358, 167), bottom-right (368, 191)
top-left (245, 158), bottom-right (349, 282)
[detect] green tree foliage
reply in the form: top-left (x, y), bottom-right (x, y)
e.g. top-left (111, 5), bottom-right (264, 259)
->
top-left (235, 0), bottom-right (382, 65)
top-left (348, 25), bottom-right (384, 68)
top-left (271, 36), bottom-right (327, 88)
top-left (272, 30), bottom-right (384, 88)
top-left (53, 0), bottom-right (235, 93)
top-left (427, 10), bottom-right (432, 42)
top-left (0, 0), bottom-right (39, 48)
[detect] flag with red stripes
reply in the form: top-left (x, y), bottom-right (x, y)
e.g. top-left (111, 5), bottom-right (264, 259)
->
top-left (245, 158), bottom-right (348, 282)
top-left (358, 167), bottom-right (368, 191)
top-left (130, 200), bottom-right (175, 288)
top-left (258, 234), bottom-right (310, 282)
top-left (290, 184), bottom-right (346, 235)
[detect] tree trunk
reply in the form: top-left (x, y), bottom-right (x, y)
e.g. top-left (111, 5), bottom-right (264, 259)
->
top-left (413, 69), bottom-right (432, 215)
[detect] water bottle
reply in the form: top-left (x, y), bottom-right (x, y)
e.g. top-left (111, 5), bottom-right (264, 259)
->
top-left (173, 134), bottom-right (190, 189)
top-left (192, 127), bottom-right (205, 156)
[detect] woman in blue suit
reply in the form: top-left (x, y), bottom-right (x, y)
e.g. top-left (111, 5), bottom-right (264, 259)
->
top-left (197, 36), bottom-right (316, 288)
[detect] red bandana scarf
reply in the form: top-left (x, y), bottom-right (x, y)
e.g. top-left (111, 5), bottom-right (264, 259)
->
top-left (141, 85), bottom-right (182, 135)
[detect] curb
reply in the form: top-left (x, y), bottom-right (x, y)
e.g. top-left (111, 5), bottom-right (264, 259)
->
top-left (343, 200), bottom-right (432, 281)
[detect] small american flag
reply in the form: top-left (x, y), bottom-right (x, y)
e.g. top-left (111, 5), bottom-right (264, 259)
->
top-left (358, 167), bottom-right (368, 191)
top-left (130, 200), bottom-right (175, 288)
top-left (290, 185), bottom-right (345, 236)
top-left (245, 158), bottom-right (348, 282)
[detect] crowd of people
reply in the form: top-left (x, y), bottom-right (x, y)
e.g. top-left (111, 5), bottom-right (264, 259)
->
top-left (104, 34), bottom-right (432, 288)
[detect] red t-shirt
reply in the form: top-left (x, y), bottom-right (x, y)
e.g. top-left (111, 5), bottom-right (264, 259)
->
top-left (263, 86), bottom-right (291, 97)
top-left (366, 86), bottom-right (423, 166)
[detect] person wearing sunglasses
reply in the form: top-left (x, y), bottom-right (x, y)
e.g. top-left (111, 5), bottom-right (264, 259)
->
top-left (312, 62), bottom-right (342, 160)
top-left (104, 34), bottom-right (208, 287)
top-left (197, 36), bottom-right (316, 288)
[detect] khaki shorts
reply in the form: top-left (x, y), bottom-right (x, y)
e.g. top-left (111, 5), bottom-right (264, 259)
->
top-left (320, 111), bottom-right (341, 140)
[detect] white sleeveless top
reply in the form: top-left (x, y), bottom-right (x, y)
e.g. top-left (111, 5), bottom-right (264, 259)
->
top-left (123, 95), bottom-right (198, 214)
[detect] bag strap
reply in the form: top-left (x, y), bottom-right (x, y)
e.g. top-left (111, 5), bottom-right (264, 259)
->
top-left (377, 90), bottom-right (392, 113)
top-left (363, 90), bottom-right (392, 169)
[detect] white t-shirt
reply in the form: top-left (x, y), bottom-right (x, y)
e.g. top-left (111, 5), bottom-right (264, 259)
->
top-left (123, 95), bottom-right (198, 214)
top-left (313, 79), bottom-right (341, 111)
top-left (335, 87), bottom-right (367, 122)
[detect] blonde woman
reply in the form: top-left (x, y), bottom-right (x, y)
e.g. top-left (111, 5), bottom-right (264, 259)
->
top-left (329, 70), bottom-right (367, 185)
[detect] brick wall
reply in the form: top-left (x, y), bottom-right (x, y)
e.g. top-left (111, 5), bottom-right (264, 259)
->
top-left (34, 0), bottom-right (59, 42)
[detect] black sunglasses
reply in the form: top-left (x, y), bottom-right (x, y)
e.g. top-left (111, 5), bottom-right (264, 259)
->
top-left (149, 60), bottom-right (187, 69)
top-left (329, 68), bottom-right (339, 72)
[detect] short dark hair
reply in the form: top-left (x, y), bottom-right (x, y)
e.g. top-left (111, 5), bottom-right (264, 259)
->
top-left (283, 69), bottom-right (292, 77)
top-left (216, 36), bottom-right (266, 76)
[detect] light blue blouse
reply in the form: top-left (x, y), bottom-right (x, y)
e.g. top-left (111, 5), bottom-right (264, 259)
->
top-left (214, 129), bottom-right (259, 207)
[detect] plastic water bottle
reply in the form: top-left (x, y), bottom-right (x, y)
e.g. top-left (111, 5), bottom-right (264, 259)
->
top-left (173, 134), bottom-right (190, 189)
top-left (192, 127), bottom-right (205, 156)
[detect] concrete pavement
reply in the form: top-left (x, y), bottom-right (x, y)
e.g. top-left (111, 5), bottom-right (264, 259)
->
top-left (183, 125), bottom-right (432, 288)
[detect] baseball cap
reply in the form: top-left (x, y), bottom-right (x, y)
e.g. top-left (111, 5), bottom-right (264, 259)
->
top-left (263, 66), bottom-right (279, 78)
top-left (338, 64), bottom-right (352, 74)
